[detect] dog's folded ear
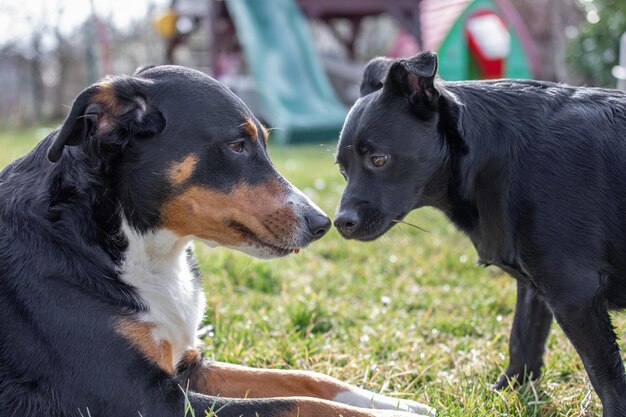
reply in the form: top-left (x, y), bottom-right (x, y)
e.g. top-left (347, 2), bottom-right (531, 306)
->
top-left (360, 57), bottom-right (394, 97)
top-left (134, 65), bottom-right (157, 75)
top-left (47, 77), bottom-right (165, 163)
top-left (384, 51), bottom-right (440, 115)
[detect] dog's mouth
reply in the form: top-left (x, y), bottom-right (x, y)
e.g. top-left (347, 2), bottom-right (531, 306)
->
top-left (336, 208), bottom-right (407, 241)
top-left (228, 219), bottom-right (301, 258)
top-left (362, 211), bottom-right (408, 241)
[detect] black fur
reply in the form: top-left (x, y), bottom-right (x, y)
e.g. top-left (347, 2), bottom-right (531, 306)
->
top-left (335, 51), bottom-right (626, 417)
top-left (359, 57), bottom-right (393, 96)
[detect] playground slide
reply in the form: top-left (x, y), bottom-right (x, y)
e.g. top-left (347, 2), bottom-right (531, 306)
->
top-left (224, 0), bottom-right (347, 144)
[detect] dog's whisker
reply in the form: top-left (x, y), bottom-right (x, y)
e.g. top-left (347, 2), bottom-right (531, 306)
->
top-left (391, 219), bottom-right (430, 233)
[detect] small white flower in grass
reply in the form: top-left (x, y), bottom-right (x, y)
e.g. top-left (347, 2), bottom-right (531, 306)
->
top-left (389, 254), bottom-right (397, 263)
top-left (381, 295), bottom-right (391, 306)
top-left (459, 254), bottom-right (468, 263)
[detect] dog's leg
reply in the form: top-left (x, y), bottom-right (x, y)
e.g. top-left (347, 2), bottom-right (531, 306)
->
top-left (546, 275), bottom-right (626, 417)
top-left (185, 392), bottom-right (428, 417)
top-left (494, 282), bottom-right (553, 389)
top-left (177, 349), bottom-right (435, 416)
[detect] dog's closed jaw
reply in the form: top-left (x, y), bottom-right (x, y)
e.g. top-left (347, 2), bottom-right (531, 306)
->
top-left (161, 178), bottom-right (329, 259)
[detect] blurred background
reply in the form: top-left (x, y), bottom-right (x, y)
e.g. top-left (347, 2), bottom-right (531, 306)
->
top-left (1, 0), bottom-right (626, 139)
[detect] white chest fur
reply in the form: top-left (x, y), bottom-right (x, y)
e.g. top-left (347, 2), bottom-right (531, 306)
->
top-left (119, 221), bottom-right (206, 369)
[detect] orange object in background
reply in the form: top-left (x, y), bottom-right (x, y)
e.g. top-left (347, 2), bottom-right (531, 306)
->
top-left (153, 9), bottom-right (178, 40)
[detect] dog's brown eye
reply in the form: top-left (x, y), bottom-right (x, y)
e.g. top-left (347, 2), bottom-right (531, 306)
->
top-left (228, 141), bottom-right (244, 153)
top-left (371, 155), bottom-right (388, 167)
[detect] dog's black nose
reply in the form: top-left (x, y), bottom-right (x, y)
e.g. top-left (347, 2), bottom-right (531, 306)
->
top-left (305, 212), bottom-right (331, 239)
top-left (334, 210), bottom-right (360, 237)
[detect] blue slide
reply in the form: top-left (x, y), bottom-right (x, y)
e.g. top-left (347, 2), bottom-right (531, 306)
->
top-left (225, 0), bottom-right (348, 144)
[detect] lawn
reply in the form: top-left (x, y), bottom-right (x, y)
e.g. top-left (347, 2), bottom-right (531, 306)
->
top-left (1, 126), bottom-right (618, 416)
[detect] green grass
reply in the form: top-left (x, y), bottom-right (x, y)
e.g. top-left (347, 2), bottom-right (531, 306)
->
top-left (1, 126), bottom-right (621, 416)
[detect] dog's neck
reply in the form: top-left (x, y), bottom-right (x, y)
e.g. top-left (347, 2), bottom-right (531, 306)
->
top-left (430, 90), bottom-right (512, 264)
top-left (424, 92), bottom-right (480, 233)
top-left (118, 220), bottom-right (206, 369)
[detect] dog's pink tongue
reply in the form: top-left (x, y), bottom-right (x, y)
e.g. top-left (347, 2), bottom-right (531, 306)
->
top-left (293, 248), bottom-right (300, 254)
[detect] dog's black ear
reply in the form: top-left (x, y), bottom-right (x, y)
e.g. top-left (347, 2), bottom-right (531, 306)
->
top-left (360, 57), bottom-right (394, 97)
top-left (47, 77), bottom-right (165, 163)
top-left (134, 64), bottom-right (157, 75)
top-left (384, 51), bottom-right (440, 113)
top-left (47, 86), bottom-right (102, 162)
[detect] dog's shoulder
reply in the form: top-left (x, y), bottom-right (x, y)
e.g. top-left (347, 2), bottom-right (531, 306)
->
top-left (0, 129), bottom-right (135, 300)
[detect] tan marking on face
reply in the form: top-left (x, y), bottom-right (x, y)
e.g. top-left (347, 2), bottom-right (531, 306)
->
top-left (116, 318), bottom-right (174, 374)
top-left (261, 124), bottom-right (269, 143)
top-left (168, 154), bottom-right (199, 186)
top-left (92, 81), bottom-right (118, 110)
top-left (89, 81), bottom-right (120, 136)
top-left (161, 181), bottom-right (297, 246)
top-left (243, 117), bottom-right (258, 141)
top-left (186, 362), bottom-right (345, 400)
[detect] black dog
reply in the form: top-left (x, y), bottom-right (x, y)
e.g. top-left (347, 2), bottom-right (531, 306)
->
top-left (0, 66), bottom-right (436, 417)
top-left (335, 51), bottom-right (626, 416)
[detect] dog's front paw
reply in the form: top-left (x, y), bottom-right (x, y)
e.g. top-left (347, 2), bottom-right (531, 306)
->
top-left (334, 387), bottom-right (435, 416)
top-left (389, 398), bottom-right (435, 416)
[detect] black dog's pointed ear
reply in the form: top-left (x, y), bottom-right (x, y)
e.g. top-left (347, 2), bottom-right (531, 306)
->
top-left (384, 51), bottom-right (440, 113)
top-left (47, 77), bottom-right (165, 163)
top-left (360, 57), bottom-right (394, 97)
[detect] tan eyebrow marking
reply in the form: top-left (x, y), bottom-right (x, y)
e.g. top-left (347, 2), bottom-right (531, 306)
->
top-left (261, 124), bottom-right (269, 143)
top-left (92, 81), bottom-right (117, 110)
top-left (243, 117), bottom-right (258, 141)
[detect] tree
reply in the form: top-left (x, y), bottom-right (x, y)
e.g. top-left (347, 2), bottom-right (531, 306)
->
top-left (567, 0), bottom-right (626, 87)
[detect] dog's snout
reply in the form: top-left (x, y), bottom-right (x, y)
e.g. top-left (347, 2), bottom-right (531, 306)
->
top-left (334, 210), bottom-right (360, 237)
top-left (305, 212), bottom-right (331, 240)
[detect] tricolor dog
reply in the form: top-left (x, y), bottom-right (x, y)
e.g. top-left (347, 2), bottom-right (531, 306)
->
top-left (335, 51), bottom-right (626, 417)
top-left (0, 66), bottom-right (434, 417)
